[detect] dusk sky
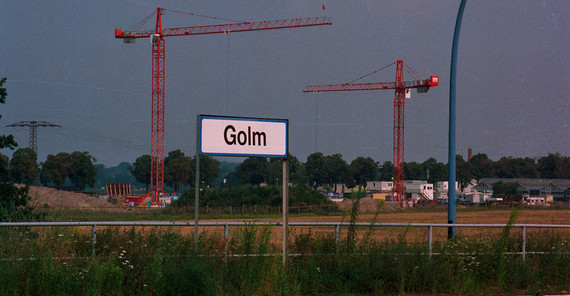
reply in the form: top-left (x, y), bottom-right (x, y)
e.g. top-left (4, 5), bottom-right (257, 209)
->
top-left (1, 1), bottom-right (568, 167)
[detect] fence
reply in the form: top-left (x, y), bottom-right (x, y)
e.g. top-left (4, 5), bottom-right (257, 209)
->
top-left (1, 221), bottom-right (568, 262)
top-left (172, 204), bottom-right (339, 215)
top-left (36, 204), bottom-right (340, 214)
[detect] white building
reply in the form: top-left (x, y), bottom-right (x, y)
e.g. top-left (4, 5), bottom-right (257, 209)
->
top-left (405, 181), bottom-right (434, 201)
top-left (366, 181), bottom-right (393, 192)
top-left (461, 192), bottom-right (492, 203)
top-left (436, 181), bottom-right (459, 201)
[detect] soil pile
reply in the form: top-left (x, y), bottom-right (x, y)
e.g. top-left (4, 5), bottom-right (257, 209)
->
top-left (25, 186), bottom-right (123, 210)
top-left (337, 197), bottom-right (400, 212)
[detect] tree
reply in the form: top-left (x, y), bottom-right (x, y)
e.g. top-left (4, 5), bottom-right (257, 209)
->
top-left (492, 181), bottom-right (522, 202)
top-left (288, 154), bottom-right (307, 185)
top-left (419, 158), bottom-right (448, 183)
top-left (40, 152), bottom-right (72, 186)
top-left (237, 157), bottom-right (268, 185)
top-left (129, 155), bottom-right (151, 190)
top-left (0, 184), bottom-right (40, 222)
top-left (456, 154), bottom-right (472, 189)
top-left (350, 156), bottom-right (378, 187)
top-left (0, 78), bottom-right (17, 150)
top-left (378, 161), bottom-right (393, 181)
top-left (191, 155), bottom-right (221, 188)
top-left (404, 161), bottom-right (423, 181)
top-left (0, 152), bottom-right (9, 182)
top-left (492, 156), bottom-right (539, 179)
top-left (9, 148), bottom-right (39, 186)
top-left (305, 152), bottom-right (326, 188)
top-left (323, 153), bottom-right (351, 191)
top-left (470, 153), bottom-right (493, 180)
top-left (0, 78), bottom-right (40, 222)
top-left (164, 150), bottom-right (192, 192)
top-left (69, 151), bottom-right (97, 190)
top-left (538, 153), bottom-right (570, 179)
top-left (265, 158), bottom-right (283, 186)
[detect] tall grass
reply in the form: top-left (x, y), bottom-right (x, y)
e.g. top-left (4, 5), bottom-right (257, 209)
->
top-left (0, 212), bottom-right (568, 295)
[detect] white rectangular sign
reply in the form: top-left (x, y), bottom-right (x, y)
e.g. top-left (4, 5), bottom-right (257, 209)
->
top-left (199, 115), bottom-right (288, 157)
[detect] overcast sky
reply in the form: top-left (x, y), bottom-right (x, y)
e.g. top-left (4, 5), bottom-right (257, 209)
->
top-left (1, 1), bottom-right (568, 167)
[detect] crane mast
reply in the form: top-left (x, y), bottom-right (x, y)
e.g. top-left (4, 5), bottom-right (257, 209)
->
top-left (117, 7), bottom-right (331, 203)
top-left (304, 60), bottom-right (439, 207)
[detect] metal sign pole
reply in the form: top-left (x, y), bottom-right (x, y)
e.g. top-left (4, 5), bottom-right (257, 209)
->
top-left (282, 157), bottom-right (289, 267)
top-left (195, 115), bottom-right (201, 250)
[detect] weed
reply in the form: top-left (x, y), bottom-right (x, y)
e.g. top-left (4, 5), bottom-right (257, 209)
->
top-left (0, 212), bottom-right (568, 295)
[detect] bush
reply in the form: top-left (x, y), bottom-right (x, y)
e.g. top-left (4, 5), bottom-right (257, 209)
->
top-left (0, 183), bottom-right (43, 221)
top-left (175, 184), bottom-right (334, 208)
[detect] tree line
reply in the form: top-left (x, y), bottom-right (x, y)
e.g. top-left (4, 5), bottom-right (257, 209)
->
top-left (3, 147), bottom-right (567, 193)
top-left (128, 151), bottom-right (570, 193)
top-left (229, 152), bottom-right (570, 190)
top-left (0, 149), bottom-right (98, 190)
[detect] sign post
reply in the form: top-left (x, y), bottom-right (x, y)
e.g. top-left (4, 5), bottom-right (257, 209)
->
top-left (195, 114), bottom-right (201, 250)
top-left (282, 158), bottom-right (289, 266)
top-left (196, 115), bottom-right (289, 262)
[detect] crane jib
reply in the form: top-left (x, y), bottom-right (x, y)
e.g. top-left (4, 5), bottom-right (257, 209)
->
top-left (115, 16), bottom-right (331, 39)
top-left (303, 78), bottom-right (438, 93)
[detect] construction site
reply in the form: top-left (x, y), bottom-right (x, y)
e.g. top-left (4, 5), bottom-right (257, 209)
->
top-left (3, 3), bottom-right (569, 295)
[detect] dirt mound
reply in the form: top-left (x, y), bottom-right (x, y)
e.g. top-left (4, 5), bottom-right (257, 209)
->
top-left (337, 197), bottom-right (400, 212)
top-left (25, 186), bottom-right (123, 210)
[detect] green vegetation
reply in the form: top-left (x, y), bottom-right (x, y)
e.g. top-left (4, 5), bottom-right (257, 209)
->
top-left (0, 77), bottom-right (43, 223)
top-left (0, 210), bottom-right (568, 295)
top-left (40, 151), bottom-right (97, 190)
top-left (175, 184), bottom-right (334, 209)
top-left (0, 78), bottom-right (18, 151)
top-left (492, 181), bottom-right (524, 201)
top-left (0, 184), bottom-right (43, 222)
top-left (9, 148), bottom-right (39, 186)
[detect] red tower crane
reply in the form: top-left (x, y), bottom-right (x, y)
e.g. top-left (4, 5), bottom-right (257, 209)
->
top-left (304, 60), bottom-right (439, 207)
top-left (115, 8), bottom-right (331, 204)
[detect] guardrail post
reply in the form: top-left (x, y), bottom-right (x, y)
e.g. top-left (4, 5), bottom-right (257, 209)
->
top-left (224, 224), bottom-right (229, 263)
top-left (335, 224), bottom-right (340, 248)
top-left (428, 226), bottom-right (433, 260)
top-left (92, 225), bottom-right (97, 257)
top-left (521, 226), bottom-right (526, 262)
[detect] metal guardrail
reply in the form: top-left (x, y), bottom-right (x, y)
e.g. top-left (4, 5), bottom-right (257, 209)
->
top-left (1, 221), bottom-right (568, 261)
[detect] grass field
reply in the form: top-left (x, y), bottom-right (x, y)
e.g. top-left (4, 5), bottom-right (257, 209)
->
top-left (2, 206), bottom-right (567, 295)
top-left (38, 206), bottom-right (570, 245)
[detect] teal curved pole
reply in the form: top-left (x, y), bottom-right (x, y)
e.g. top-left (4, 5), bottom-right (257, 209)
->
top-left (448, 0), bottom-right (467, 239)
